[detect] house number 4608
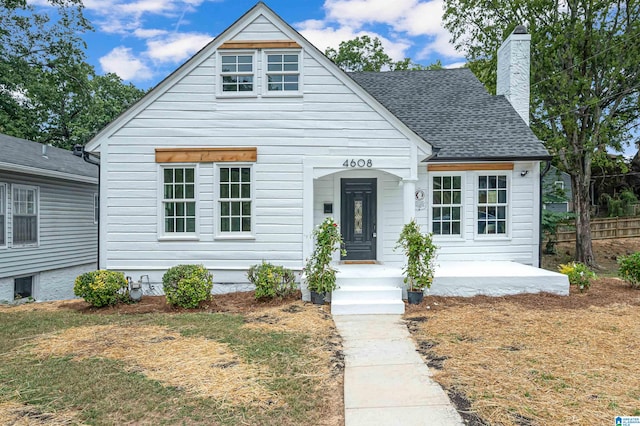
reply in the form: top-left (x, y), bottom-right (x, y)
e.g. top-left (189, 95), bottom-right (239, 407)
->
top-left (343, 159), bottom-right (373, 168)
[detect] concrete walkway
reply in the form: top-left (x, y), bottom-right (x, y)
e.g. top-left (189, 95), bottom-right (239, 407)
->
top-left (334, 315), bottom-right (463, 426)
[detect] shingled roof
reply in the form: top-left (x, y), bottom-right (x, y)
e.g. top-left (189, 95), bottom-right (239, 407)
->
top-left (349, 68), bottom-right (550, 161)
top-left (0, 133), bottom-right (98, 181)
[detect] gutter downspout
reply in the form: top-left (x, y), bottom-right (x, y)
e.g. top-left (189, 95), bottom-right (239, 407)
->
top-left (540, 160), bottom-right (552, 267)
top-left (73, 145), bottom-right (101, 269)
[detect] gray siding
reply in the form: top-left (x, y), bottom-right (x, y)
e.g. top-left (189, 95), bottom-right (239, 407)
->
top-left (0, 170), bottom-right (98, 278)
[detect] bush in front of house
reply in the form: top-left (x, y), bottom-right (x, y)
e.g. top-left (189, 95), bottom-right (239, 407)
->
top-left (74, 270), bottom-right (129, 307)
top-left (618, 252), bottom-right (640, 289)
top-left (247, 261), bottom-right (296, 300)
top-left (162, 264), bottom-right (213, 308)
top-left (558, 262), bottom-right (596, 292)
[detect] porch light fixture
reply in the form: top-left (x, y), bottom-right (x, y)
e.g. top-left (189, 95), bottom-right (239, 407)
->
top-left (520, 170), bottom-right (529, 177)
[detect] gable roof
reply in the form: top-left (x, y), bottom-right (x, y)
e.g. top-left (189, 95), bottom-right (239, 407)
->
top-left (349, 69), bottom-right (550, 161)
top-left (0, 133), bottom-right (98, 183)
top-left (85, 2), bottom-right (431, 155)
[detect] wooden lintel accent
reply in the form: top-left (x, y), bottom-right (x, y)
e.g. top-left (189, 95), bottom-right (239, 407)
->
top-left (218, 40), bottom-right (301, 50)
top-left (155, 147), bottom-right (257, 163)
top-left (427, 163), bottom-right (514, 172)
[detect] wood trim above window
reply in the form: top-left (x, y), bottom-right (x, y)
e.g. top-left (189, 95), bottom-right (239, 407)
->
top-left (219, 40), bottom-right (301, 49)
top-left (427, 163), bottom-right (514, 172)
top-left (155, 148), bottom-right (257, 163)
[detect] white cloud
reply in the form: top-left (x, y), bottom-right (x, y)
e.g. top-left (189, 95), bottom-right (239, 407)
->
top-left (324, 0), bottom-right (417, 27)
top-left (134, 28), bottom-right (169, 38)
top-left (297, 20), bottom-right (410, 61)
top-left (444, 61), bottom-right (466, 69)
top-left (145, 32), bottom-right (212, 63)
top-left (99, 46), bottom-right (153, 81)
top-left (316, 0), bottom-right (463, 60)
top-left (394, 1), bottom-right (445, 36)
top-left (417, 31), bottom-right (460, 60)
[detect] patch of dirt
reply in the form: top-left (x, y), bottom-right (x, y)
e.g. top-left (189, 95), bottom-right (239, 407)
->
top-left (542, 236), bottom-right (640, 274)
top-left (31, 325), bottom-right (281, 408)
top-left (445, 388), bottom-right (489, 426)
top-left (0, 402), bottom-right (83, 425)
top-left (0, 290), bottom-right (303, 315)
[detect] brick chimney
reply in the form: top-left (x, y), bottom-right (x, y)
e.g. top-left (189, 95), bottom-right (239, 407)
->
top-left (496, 25), bottom-right (531, 126)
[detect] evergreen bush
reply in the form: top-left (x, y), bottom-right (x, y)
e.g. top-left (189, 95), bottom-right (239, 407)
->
top-left (162, 264), bottom-right (213, 308)
top-left (618, 252), bottom-right (640, 289)
top-left (74, 270), bottom-right (129, 307)
top-left (247, 261), bottom-right (296, 300)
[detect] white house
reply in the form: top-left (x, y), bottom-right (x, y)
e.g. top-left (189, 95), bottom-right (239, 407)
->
top-left (0, 134), bottom-right (98, 302)
top-left (85, 3), bottom-right (569, 312)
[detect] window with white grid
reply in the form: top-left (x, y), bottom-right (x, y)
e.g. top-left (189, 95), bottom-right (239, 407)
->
top-left (477, 175), bottom-right (508, 235)
top-left (220, 54), bottom-right (254, 93)
top-left (431, 175), bottom-right (462, 235)
top-left (218, 166), bottom-right (252, 233)
top-left (162, 167), bottom-right (196, 234)
top-left (266, 53), bottom-right (299, 92)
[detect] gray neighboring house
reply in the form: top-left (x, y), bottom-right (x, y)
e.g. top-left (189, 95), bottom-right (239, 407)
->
top-left (0, 133), bottom-right (98, 302)
top-left (542, 165), bottom-right (572, 213)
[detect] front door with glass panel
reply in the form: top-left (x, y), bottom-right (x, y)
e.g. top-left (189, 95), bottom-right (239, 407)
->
top-left (341, 178), bottom-right (377, 260)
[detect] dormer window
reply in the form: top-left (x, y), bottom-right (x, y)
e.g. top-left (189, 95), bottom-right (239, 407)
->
top-left (220, 54), bottom-right (254, 93)
top-left (266, 53), bottom-right (299, 92)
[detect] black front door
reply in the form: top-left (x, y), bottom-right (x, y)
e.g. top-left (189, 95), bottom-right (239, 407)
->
top-left (341, 178), bottom-right (377, 260)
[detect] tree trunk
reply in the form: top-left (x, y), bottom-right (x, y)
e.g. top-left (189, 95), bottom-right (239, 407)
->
top-left (572, 173), bottom-right (596, 267)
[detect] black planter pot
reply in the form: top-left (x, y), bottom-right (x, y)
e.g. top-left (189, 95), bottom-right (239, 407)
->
top-left (310, 291), bottom-right (326, 305)
top-left (407, 290), bottom-right (424, 305)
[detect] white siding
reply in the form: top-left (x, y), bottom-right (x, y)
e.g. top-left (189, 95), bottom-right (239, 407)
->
top-left (101, 33), bottom-right (414, 275)
top-left (416, 161), bottom-right (540, 265)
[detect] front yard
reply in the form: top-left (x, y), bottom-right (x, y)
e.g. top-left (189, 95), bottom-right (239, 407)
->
top-left (406, 278), bottom-right (640, 425)
top-left (0, 293), bottom-right (344, 425)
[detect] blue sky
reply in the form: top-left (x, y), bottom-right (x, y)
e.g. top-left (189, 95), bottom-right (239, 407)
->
top-left (69, 0), bottom-right (464, 89)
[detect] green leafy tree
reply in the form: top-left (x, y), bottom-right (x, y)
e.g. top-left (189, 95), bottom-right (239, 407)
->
top-left (444, 0), bottom-right (640, 267)
top-left (325, 35), bottom-right (442, 72)
top-left (0, 0), bottom-right (91, 143)
top-left (0, 0), bottom-right (145, 148)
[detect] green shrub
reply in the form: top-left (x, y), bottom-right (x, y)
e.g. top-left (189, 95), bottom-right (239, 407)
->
top-left (395, 219), bottom-right (438, 291)
top-left (74, 270), bottom-right (129, 307)
top-left (558, 262), bottom-right (596, 292)
top-left (247, 261), bottom-right (296, 300)
top-left (162, 264), bottom-right (213, 308)
top-left (618, 252), bottom-right (640, 289)
top-left (302, 217), bottom-right (346, 294)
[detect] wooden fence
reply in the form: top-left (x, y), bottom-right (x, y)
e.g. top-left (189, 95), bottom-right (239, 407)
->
top-left (556, 217), bottom-right (640, 242)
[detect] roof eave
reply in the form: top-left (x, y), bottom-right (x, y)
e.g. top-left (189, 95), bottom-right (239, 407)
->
top-left (423, 154), bottom-right (552, 163)
top-left (0, 161), bottom-right (98, 184)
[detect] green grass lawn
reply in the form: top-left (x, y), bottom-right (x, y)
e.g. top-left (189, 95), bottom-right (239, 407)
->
top-left (0, 301), bottom-right (342, 425)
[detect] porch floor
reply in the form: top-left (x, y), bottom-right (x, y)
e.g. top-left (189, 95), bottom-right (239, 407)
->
top-left (327, 261), bottom-right (569, 315)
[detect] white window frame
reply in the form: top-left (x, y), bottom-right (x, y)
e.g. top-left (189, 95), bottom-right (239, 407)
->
top-left (429, 173), bottom-right (464, 239)
top-left (11, 184), bottom-right (39, 247)
top-left (217, 51), bottom-right (257, 97)
top-left (262, 50), bottom-right (302, 96)
top-left (215, 163), bottom-right (254, 239)
top-left (0, 183), bottom-right (6, 248)
top-left (475, 173), bottom-right (511, 239)
top-left (158, 164), bottom-right (199, 240)
top-left (553, 180), bottom-right (565, 190)
top-left (93, 193), bottom-right (99, 225)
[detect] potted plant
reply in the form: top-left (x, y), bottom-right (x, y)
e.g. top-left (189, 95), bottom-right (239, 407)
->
top-left (395, 219), bottom-right (437, 304)
top-left (303, 217), bottom-right (346, 304)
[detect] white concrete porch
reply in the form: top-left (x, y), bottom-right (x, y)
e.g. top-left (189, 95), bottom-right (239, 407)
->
top-left (331, 264), bottom-right (406, 316)
top-left (329, 262), bottom-right (570, 316)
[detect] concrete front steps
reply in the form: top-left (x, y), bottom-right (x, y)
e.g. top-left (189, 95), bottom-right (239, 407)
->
top-left (331, 265), bottom-right (405, 315)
